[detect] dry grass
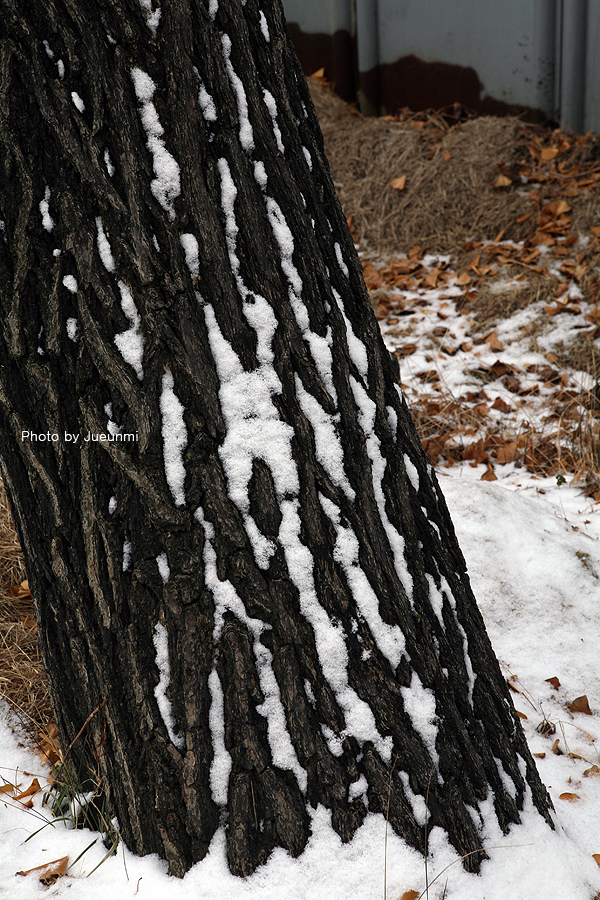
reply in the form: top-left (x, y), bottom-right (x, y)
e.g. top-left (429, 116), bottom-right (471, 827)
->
top-left (0, 480), bottom-right (52, 731)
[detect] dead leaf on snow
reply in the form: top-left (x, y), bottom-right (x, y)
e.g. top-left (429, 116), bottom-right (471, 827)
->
top-left (569, 695), bottom-right (592, 715)
top-left (17, 856), bottom-right (69, 887)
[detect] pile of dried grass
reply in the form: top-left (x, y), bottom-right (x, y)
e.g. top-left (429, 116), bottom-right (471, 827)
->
top-left (309, 77), bottom-right (600, 258)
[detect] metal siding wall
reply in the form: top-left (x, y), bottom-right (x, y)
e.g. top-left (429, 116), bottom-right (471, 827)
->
top-left (281, 0), bottom-right (599, 131)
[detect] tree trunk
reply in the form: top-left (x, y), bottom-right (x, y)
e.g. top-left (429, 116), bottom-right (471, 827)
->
top-left (0, 0), bottom-right (553, 878)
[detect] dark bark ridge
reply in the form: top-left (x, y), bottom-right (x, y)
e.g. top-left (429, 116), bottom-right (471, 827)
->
top-left (0, 0), bottom-right (553, 878)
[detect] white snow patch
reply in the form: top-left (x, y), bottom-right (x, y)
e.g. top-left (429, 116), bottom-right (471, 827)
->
top-left (39, 186), bottom-right (54, 231)
top-left (279, 498), bottom-right (393, 761)
top-left (160, 370), bottom-right (188, 507)
top-left (197, 83), bottom-right (217, 123)
top-left (259, 10), bottom-right (270, 40)
top-left (114, 281), bottom-right (144, 380)
top-left (156, 552), bottom-right (170, 584)
top-left (180, 232), bottom-right (200, 278)
top-left (295, 376), bottom-right (354, 500)
top-left (263, 90), bottom-right (284, 153)
top-left (104, 148), bottom-right (115, 176)
top-left (108, 496), bottom-right (117, 514)
top-left (302, 146), bottom-right (313, 170)
top-left (202, 298), bottom-right (294, 568)
top-left (332, 289), bottom-right (368, 380)
top-left (400, 671), bottom-right (439, 769)
top-left (66, 318), bottom-right (78, 342)
top-left (319, 493), bottom-right (405, 669)
top-left (253, 160), bottom-right (267, 190)
top-left (96, 217), bottom-right (115, 271)
top-left (152, 623), bottom-right (185, 750)
top-left (57, 59), bottom-right (64, 79)
top-left (222, 35), bottom-right (254, 151)
top-left (138, 0), bottom-right (161, 35)
top-left (62, 274), bottom-right (78, 293)
top-left (255, 642), bottom-right (308, 790)
top-left (131, 67), bottom-right (181, 219)
top-left (334, 242), bottom-right (349, 277)
top-left (387, 405), bottom-right (398, 439)
top-left (208, 0), bottom-right (218, 20)
top-left (404, 454), bottom-right (419, 492)
top-left (207, 669), bottom-right (230, 804)
top-left (42, 40), bottom-right (54, 58)
top-left (351, 377), bottom-right (413, 600)
top-left (71, 91), bottom-right (85, 113)
top-left (104, 402), bottom-right (123, 437)
top-left (122, 540), bottom-right (132, 571)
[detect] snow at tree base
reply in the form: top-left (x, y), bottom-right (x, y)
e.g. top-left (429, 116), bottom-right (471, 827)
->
top-left (0, 0), bottom-right (598, 898)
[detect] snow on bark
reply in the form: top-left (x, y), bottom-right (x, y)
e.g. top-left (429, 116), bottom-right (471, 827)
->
top-left (66, 318), bottom-right (78, 341)
top-left (278, 498), bottom-right (393, 763)
top-left (207, 668), bottom-right (230, 805)
top-left (138, 0), bottom-right (161, 35)
top-left (179, 233), bottom-right (200, 278)
top-left (294, 375), bottom-right (354, 500)
top-left (62, 274), bottom-right (78, 293)
top-left (156, 552), bottom-right (170, 583)
top-left (202, 298), bottom-right (291, 568)
top-left (193, 67), bottom-right (217, 123)
top-left (197, 508), bottom-right (307, 789)
top-left (400, 671), bottom-right (440, 771)
top-left (222, 35), bottom-right (254, 152)
top-left (104, 148), bottom-right (115, 176)
top-left (114, 281), bottom-right (144, 380)
top-left (262, 90), bottom-right (284, 153)
top-left (263, 196), bottom-right (336, 399)
top-left (71, 91), bottom-right (85, 112)
top-left (351, 377), bottom-right (413, 600)
top-left (319, 493), bottom-right (405, 669)
top-left (96, 217), bottom-right (116, 271)
top-left (152, 623), bottom-right (185, 750)
top-left (259, 10), bottom-right (270, 41)
top-left (39, 186), bottom-right (54, 231)
top-left (331, 288), bottom-right (368, 381)
top-left (130, 68), bottom-right (180, 219)
top-left (159, 370), bottom-right (188, 507)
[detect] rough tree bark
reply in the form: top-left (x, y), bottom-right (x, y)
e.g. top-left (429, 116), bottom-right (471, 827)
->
top-left (0, 0), bottom-right (554, 879)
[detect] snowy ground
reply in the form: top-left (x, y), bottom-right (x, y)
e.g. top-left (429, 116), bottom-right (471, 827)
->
top-left (0, 469), bottom-right (599, 899)
top-left (1, 246), bottom-right (600, 897)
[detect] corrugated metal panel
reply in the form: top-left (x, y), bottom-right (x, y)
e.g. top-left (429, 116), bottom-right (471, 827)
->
top-left (283, 0), bottom-right (600, 131)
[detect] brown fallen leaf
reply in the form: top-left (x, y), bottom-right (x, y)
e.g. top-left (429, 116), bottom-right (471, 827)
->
top-left (401, 892), bottom-right (420, 900)
top-left (593, 853), bottom-right (600, 867)
top-left (9, 580), bottom-right (32, 601)
top-left (584, 765), bottom-right (600, 778)
top-left (496, 442), bottom-right (517, 464)
top-left (17, 856), bottom-right (69, 886)
top-left (516, 710), bottom-right (528, 720)
top-left (559, 792), bottom-right (579, 802)
top-left (551, 738), bottom-right (562, 755)
top-left (569, 695), bottom-right (592, 715)
top-left (483, 331), bottom-right (504, 352)
top-left (494, 174), bottom-right (512, 188)
top-left (481, 463), bottom-right (497, 482)
top-left (546, 676), bottom-right (560, 690)
top-left (0, 783), bottom-right (18, 794)
top-left (13, 778), bottom-right (41, 802)
top-left (533, 752), bottom-right (546, 759)
top-left (389, 175), bottom-right (407, 191)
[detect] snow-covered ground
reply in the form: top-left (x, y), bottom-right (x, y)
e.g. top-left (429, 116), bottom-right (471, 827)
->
top-left (0, 466), bottom-right (599, 899)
